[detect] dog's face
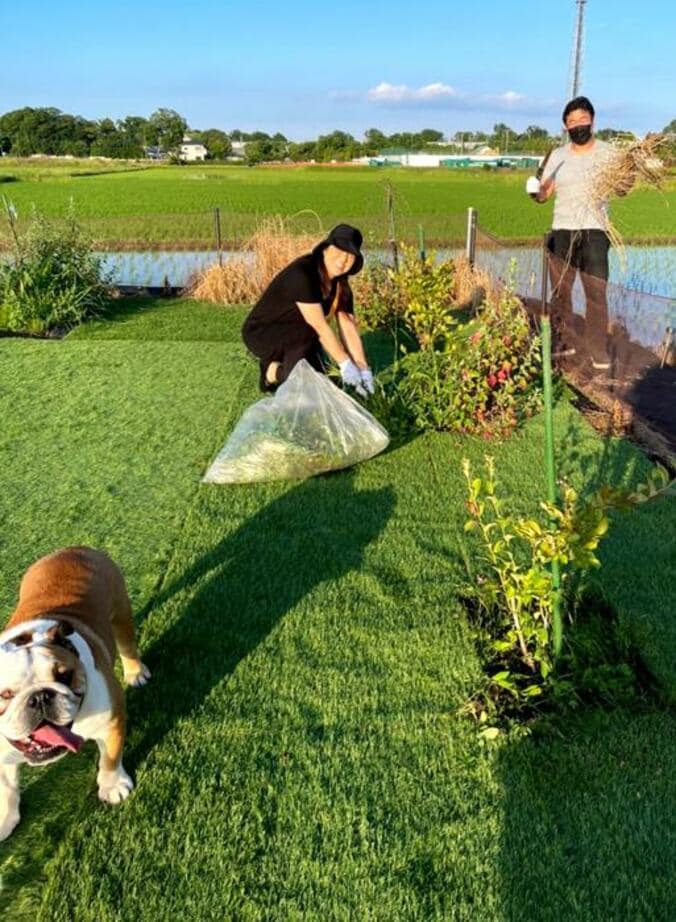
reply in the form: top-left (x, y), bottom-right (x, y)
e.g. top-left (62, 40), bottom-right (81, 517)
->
top-left (0, 621), bottom-right (87, 765)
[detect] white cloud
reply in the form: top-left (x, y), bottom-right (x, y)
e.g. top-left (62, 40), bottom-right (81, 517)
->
top-left (354, 81), bottom-right (556, 116)
top-left (367, 82), bottom-right (460, 104)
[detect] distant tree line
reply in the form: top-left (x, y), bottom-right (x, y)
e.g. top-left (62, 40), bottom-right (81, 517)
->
top-left (1, 107), bottom-right (673, 164)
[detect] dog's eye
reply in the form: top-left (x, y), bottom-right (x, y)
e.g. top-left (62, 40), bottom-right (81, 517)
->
top-left (0, 689), bottom-right (14, 700)
top-left (54, 667), bottom-right (74, 686)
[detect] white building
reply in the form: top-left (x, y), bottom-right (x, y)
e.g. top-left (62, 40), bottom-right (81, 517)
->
top-left (179, 137), bottom-right (208, 162)
top-left (227, 141), bottom-right (247, 161)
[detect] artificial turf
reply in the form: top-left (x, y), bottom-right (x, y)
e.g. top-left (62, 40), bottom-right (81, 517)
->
top-left (1, 299), bottom-right (674, 921)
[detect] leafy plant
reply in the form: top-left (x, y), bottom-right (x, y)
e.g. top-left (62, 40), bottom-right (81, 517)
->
top-left (389, 266), bottom-right (542, 438)
top-left (461, 455), bottom-right (673, 731)
top-left (0, 204), bottom-right (111, 333)
top-left (351, 257), bottom-right (403, 332)
top-left (395, 245), bottom-right (457, 349)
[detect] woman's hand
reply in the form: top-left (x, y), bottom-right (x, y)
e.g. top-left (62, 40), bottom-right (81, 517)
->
top-left (339, 359), bottom-right (366, 396)
top-left (359, 368), bottom-right (375, 395)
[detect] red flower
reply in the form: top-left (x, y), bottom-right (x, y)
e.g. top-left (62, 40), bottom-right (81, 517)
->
top-left (487, 373), bottom-right (498, 388)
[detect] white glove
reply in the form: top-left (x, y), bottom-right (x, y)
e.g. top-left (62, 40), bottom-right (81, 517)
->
top-left (360, 368), bottom-right (375, 395)
top-left (339, 359), bottom-right (366, 396)
top-left (526, 176), bottom-right (541, 196)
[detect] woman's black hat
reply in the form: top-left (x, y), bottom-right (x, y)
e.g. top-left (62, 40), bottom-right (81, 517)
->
top-left (312, 224), bottom-right (364, 275)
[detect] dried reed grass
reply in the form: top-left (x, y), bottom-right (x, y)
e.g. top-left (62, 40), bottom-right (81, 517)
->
top-left (452, 255), bottom-right (500, 309)
top-left (592, 134), bottom-right (667, 256)
top-left (190, 216), bottom-right (322, 304)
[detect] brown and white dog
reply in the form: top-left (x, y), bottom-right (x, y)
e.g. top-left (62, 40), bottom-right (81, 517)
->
top-left (0, 547), bottom-right (150, 840)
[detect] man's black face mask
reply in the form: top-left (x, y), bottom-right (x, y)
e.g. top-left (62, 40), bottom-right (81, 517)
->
top-left (568, 124), bottom-right (593, 145)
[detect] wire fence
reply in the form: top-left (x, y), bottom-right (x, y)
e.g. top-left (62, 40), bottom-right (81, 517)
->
top-left (470, 223), bottom-right (676, 462)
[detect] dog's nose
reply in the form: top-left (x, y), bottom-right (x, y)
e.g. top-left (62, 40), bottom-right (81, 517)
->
top-left (27, 689), bottom-right (56, 709)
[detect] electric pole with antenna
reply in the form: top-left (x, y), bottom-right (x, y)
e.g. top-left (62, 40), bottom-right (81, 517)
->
top-left (568, 0), bottom-right (587, 98)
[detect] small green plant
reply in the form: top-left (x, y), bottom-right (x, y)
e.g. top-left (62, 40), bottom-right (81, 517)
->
top-left (395, 245), bottom-right (456, 349)
top-left (461, 455), bottom-right (672, 732)
top-left (352, 257), bottom-right (402, 332)
top-left (0, 203), bottom-right (111, 333)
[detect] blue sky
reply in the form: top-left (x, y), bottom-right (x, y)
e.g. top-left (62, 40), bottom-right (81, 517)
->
top-left (4, 0), bottom-right (675, 138)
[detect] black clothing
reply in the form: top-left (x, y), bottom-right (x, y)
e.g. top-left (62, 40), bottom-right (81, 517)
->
top-left (242, 251), bottom-right (353, 390)
top-left (547, 228), bottom-right (610, 364)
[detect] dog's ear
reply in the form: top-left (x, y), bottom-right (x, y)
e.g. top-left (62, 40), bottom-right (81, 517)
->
top-left (45, 621), bottom-right (74, 643)
top-left (44, 621), bottom-right (79, 657)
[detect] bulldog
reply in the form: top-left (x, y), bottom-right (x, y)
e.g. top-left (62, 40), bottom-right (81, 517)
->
top-left (0, 547), bottom-right (150, 841)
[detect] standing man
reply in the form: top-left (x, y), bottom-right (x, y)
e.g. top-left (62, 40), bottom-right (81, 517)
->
top-left (526, 96), bottom-right (617, 371)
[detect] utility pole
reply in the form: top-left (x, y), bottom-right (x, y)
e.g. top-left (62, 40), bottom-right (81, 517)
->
top-left (568, 0), bottom-right (587, 98)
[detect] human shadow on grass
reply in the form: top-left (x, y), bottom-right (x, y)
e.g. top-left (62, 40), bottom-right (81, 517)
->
top-left (125, 471), bottom-right (395, 769)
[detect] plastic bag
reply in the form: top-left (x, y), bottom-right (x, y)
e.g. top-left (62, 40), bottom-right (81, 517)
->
top-left (203, 360), bottom-right (390, 484)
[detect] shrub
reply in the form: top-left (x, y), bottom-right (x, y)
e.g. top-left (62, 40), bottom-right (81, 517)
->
top-left (351, 257), bottom-right (402, 332)
top-left (392, 269), bottom-right (542, 438)
top-left (461, 456), bottom-right (672, 734)
top-left (395, 246), bottom-right (456, 349)
top-left (0, 207), bottom-right (111, 333)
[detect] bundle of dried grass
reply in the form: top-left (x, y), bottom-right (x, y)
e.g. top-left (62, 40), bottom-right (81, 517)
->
top-left (591, 134), bottom-right (667, 255)
top-left (452, 255), bottom-right (499, 310)
top-left (190, 216), bottom-right (322, 305)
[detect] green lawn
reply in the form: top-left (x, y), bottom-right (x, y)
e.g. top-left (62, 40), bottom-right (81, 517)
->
top-left (1, 160), bottom-right (674, 247)
top-left (1, 299), bottom-right (675, 921)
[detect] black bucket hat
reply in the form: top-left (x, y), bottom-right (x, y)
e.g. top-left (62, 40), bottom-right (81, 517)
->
top-left (312, 223), bottom-right (364, 275)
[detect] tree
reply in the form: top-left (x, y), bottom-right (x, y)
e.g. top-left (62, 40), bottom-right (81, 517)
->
top-left (491, 123), bottom-right (514, 151)
top-left (194, 128), bottom-right (232, 160)
top-left (147, 108), bottom-right (187, 155)
top-left (365, 128), bottom-right (387, 150)
top-left (314, 130), bottom-right (360, 161)
top-left (288, 141), bottom-right (317, 162)
top-left (118, 116), bottom-right (149, 155)
top-left (662, 119), bottom-right (676, 135)
top-left (244, 139), bottom-right (274, 165)
top-left (419, 128), bottom-right (444, 143)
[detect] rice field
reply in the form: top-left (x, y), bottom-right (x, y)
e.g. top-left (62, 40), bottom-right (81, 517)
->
top-left (1, 159), bottom-right (675, 248)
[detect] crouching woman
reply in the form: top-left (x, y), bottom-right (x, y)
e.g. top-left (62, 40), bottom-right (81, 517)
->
top-left (241, 224), bottom-right (374, 395)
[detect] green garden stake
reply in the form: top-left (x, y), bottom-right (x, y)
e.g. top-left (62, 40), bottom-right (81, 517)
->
top-left (541, 315), bottom-right (563, 656)
top-left (418, 224), bottom-right (426, 262)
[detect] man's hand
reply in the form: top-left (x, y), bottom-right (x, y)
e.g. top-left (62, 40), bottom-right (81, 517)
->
top-left (340, 359), bottom-right (366, 396)
top-left (360, 368), bottom-right (375, 395)
top-left (526, 176), bottom-right (541, 196)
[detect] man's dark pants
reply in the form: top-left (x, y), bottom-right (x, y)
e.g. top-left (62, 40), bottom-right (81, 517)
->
top-left (547, 229), bottom-right (610, 364)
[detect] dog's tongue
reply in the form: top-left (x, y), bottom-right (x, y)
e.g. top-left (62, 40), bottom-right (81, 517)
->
top-left (31, 723), bottom-right (84, 753)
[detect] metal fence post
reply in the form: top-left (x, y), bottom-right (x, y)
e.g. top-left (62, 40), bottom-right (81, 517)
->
top-left (385, 181), bottom-right (399, 272)
top-left (418, 224), bottom-right (426, 262)
top-left (214, 207), bottom-right (223, 266)
top-left (465, 207), bottom-right (477, 266)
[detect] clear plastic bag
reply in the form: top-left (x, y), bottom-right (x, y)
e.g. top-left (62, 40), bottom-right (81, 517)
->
top-left (202, 360), bottom-right (390, 484)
